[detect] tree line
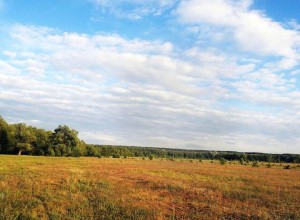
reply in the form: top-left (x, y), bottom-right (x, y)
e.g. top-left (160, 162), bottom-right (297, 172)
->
top-left (0, 116), bottom-right (85, 156)
top-left (86, 145), bottom-right (300, 163)
top-left (0, 116), bottom-right (299, 163)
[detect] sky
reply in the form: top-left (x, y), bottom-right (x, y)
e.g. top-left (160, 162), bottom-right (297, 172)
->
top-left (0, 0), bottom-right (300, 154)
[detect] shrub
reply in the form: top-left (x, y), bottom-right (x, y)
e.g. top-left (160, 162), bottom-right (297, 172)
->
top-left (149, 155), bottom-right (154, 160)
top-left (112, 153), bottom-right (120, 158)
top-left (252, 161), bottom-right (259, 167)
top-left (48, 148), bottom-right (55, 157)
top-left (219, 158), bottom-right (227, 165)
top-left (239, 158), bottom-right (244, 165)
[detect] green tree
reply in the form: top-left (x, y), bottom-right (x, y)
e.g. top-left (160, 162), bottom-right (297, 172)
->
top-left (12, 123), bottom-right (36, 155)
top-left (266, 154), bottom-right (273, 163)
top-left (32, 128), bottom-right (52, 155)
top-left (0, 116), bottom-right (9, 153)
top-left (50, 125), bottom-right (85, 156)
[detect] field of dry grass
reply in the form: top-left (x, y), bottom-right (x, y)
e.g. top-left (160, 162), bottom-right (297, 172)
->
top-left (0, 155), bottom-right (299, 219)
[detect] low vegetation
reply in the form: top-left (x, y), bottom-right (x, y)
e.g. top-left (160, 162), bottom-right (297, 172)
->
top-left (0, 155), bottom-right (299, 219)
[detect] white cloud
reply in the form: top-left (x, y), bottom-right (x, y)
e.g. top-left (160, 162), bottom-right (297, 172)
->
top-left (3, 51), bottom-right (17, 58)
top-left (176, 0), bottom-right (300, 68)
top-left (1, 24), bottom-right (300, 153)
top-left (80, 131), bottom-right (124, 145)
top-left (0, 60), bottom-right (20, 74)
top-left (0, 1), bottom-right (298, 153)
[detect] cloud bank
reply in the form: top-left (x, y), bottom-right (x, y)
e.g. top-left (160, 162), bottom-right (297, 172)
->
top-left (0, 0), bottom-right (300, 153)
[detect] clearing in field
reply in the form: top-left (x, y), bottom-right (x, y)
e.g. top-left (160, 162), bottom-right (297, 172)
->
top-left (0, 155), bottom-right (299, 219)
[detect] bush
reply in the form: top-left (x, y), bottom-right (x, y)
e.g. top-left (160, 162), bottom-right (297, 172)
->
top-left (219, 158), bottom-right (227, 165)
top-left (252, 161), bottom-right (259, 167)
top-left (48, 148), bottom-right (55, 157)
top-left (112, 153), bottom-right (120, 158)
top-left (149, 155), bottom-right (154, 160)
top-left (239, 158), bottom-right (244, 165)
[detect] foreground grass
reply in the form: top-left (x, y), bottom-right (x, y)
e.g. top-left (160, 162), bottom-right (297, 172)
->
top-left (0, 156), bottom-right (299, 219)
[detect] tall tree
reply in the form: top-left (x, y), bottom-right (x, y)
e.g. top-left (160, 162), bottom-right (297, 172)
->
top-left (50, 125), bottom-right (85, 156)
top-left (32, 128), bottom-right (52, 155)
top-left (12, 123), bottom-right (36, 155)
top-left (0, 117), bottom-right (9, 153)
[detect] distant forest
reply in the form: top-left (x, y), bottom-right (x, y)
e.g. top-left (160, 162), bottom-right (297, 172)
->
top-left (0, 116), bottom-right (299, 163)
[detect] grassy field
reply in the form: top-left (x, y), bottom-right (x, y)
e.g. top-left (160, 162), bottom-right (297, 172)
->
top-left (0, 155), bottom-right (299, 219)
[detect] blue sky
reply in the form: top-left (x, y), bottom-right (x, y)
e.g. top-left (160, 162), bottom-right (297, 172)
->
top-left (0, 0), bottom-right (300, 153)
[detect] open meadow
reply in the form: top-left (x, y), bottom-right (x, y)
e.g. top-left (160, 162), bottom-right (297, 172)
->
top-left (0, 155), bottom-right (299, 220)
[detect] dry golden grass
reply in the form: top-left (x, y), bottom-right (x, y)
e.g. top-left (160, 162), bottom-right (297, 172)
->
top-left (0, 155), bottom-right (299, 219)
